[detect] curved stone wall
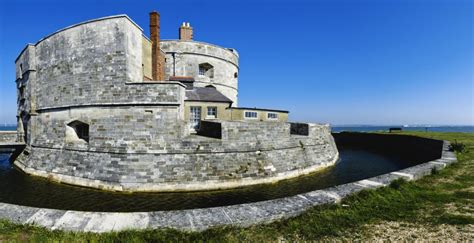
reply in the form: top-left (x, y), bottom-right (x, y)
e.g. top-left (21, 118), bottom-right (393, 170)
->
top-left (0, 140), bottom-right (455, 232)
top-left (24, 16), bottom-right (146, 109)
top-left (14, 122), bottom-right (338, 192)
top-left (12, 15), bottom-right (337, 193)
top-left (160, 40), bottom-right (239, 105)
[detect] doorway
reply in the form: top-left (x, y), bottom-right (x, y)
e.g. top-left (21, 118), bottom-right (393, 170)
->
top-left (190, 107), bottom-right (201, 132)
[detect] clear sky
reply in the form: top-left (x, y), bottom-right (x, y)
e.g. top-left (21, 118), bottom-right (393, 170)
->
top-left (0, 0), bottom-right (472, 125)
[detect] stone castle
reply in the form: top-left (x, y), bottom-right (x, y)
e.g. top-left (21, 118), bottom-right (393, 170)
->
top-left (13, 11), bottom-right (339, 192)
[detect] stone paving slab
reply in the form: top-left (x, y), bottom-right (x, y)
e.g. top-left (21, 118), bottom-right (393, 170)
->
top-left (0, 203), bottom-right (39, 223)
top-left (25, 208), bottom-right (66, 228)
top-left (0, 141), bottom-right (457, 232)
top-left (84, 212), bottom-right (150, 232)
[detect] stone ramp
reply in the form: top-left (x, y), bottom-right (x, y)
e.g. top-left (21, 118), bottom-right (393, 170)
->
top-left (0, 143), bottom-right (25, 163)
top-left (0, 131), bottom-right (25, 162)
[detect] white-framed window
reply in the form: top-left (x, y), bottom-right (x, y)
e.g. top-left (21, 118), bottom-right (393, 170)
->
top-left (207, 106), bottom-right (217, 119)
top-left (244, 111), bottom-right (258, 119)
top-left (267, 112), bottom-right (278, 120)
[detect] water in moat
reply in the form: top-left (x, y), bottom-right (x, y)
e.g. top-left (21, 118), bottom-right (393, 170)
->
top-left (0, 145), bottom-right (419, 212)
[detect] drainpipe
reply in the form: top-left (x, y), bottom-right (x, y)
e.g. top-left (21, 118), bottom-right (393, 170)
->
top-left (172, 52), bottom-right (176, 76)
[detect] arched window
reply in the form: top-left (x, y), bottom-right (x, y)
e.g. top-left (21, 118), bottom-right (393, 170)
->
top-left (67, 120), bottom-right (89, 143)
top-left (198, 63), bottom-right (214, 78)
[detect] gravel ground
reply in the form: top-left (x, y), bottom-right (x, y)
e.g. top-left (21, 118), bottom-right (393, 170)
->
top-left (318, 221), bottom-right (474, 242)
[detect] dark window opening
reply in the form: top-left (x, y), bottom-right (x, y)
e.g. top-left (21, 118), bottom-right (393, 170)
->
top-left (234, 72), bottom-right (238, 78)
top-left (67, 120), bottom-right (89, 143)
top-left (19, 86), bottom-right (25, 101)
top-left (19, 64), bottom-right (23, 79)
top-left (198, 63), bottom-right (214, 78)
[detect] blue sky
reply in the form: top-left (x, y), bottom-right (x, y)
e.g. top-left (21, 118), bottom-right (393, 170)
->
top-left (0, 0), bottom-right (472, 125)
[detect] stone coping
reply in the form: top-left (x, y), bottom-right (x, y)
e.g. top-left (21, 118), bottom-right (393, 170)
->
top-left (0, 131), bottom-right (16, 134)
top-left (0, 141), bottom-right (456, 233)
top-left (161, 40), bottom-right (239, 58)
top-left (35, 102), bottom-right (182, 112)
top-left (15, 15), bottom-right (141, 62)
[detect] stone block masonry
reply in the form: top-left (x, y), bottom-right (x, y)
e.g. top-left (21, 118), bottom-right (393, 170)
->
top-left (0, 131), bottom-right (17, 143)
top-left (161, 40), bottom-right (239, 105)
top-left (15, 121), bottom-right (338, 192)
top-left (12, 14), bottom-right (338, 192)
top-left (0, 140), bottom-right (455, 232)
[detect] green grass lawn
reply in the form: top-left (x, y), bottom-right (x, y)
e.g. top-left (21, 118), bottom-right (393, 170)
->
top-left (1, 132), bottom-right (473, 242)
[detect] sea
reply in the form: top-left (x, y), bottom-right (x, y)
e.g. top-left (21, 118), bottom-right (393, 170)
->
top-left (331, 125), bottom-right (474, 133)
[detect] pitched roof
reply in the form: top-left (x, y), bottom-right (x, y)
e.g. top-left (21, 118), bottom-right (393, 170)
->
top-left (227, 107), bottom-right (289, 113)
top-left (185, 87), bottom-right (233, 103)
top-left (169, 76), bottom-right (195, 82)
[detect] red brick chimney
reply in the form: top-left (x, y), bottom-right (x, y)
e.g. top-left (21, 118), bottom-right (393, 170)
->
top-left (150, 11), bottom-right (164, 80)
top-left (179, 22), bottom-right (193, 41)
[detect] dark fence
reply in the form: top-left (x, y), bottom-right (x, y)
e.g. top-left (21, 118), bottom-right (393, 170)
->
top-left (197, 121), bottom-right (222, 139)
top-left (290, 123), bottom-right (309, 136)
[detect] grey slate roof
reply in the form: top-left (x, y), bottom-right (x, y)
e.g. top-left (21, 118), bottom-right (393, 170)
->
top-left (185, 87), bottom-right (233, 103)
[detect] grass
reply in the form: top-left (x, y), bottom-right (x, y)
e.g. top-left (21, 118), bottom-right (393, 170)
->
top-left (0, 131), bottom-right (473, 241)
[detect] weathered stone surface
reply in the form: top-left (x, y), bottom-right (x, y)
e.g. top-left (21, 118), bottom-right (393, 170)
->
top-left (0, 141), bottom-right (456, 232)
top-left (0, 203), bottom-right (39, 223)
top-left (13, 15), bottom-right (338, 192)
top-left (0, 131), bottom-right (17, 143)
top-left (161, 40), bottom-right (239, 105)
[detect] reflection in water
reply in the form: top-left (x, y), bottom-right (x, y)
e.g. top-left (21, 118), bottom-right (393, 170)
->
top-left (0, 149), bottom-right (416, 212)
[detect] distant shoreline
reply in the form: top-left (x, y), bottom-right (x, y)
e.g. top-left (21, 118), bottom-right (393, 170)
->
top-left (331, 125), bottom-right (474, 133)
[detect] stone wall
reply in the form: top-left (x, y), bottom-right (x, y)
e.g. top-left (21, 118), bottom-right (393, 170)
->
top-left (15, 122), bottom-right (338, 192)
top-left (227, 108), bottom-right (289, 122)
top-left (160, 40), bottom-right (239, 105)
top-left (31, 106), bottom-right (186, 153)
top-left (32, 16), bottom-right (144, 109)
top-left (333, 132), bottom-right (444, 164)
top-left (0, 140), bottom-right (455, 233)
top-left (0, 132), bottom-right (17, 143)
top-left (12, 14), bottom-right (338, 193)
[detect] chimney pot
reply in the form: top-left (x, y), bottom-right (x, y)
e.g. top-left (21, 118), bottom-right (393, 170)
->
top-left (179, 21), bottom-right (193, 41)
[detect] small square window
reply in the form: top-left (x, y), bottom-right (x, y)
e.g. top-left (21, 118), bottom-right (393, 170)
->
top-left (207, 107), bottom-right (217, 118)
top-left (244, 111), bottom-right (258, 119)
top-left (267, 112), bottom-right (278, 120)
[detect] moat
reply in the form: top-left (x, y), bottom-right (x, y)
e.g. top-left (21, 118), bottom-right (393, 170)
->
top-left (0, 133), bottom-right (442, 212)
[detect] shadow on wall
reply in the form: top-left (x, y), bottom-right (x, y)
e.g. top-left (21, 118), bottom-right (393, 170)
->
top-left (333, 132), bottom-right (444, 164)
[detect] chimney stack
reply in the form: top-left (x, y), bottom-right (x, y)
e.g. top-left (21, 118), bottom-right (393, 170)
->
top-left (179, 22), bottom-right (193, 41)
top-left (149, 11), bottom-right (164, 80)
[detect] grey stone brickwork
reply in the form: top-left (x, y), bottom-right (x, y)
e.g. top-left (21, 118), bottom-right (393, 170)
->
top-left (12, 14), bottom-right (338, 192)
top-left (0, 140), bottom-right (455, 232)
top-left (15, 121), bottom-right (338, 192)
top-left (0, 131), bottom-right (17, 143)
top-left (161, 40), bottom-right (239, 105)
